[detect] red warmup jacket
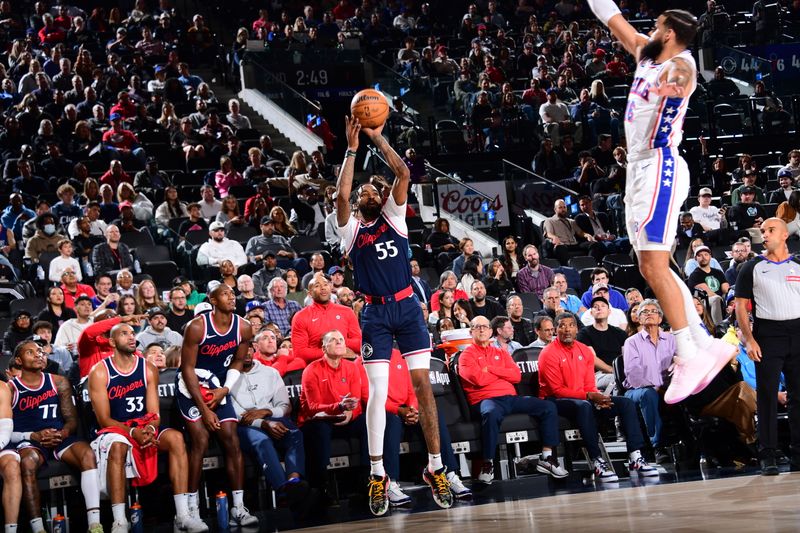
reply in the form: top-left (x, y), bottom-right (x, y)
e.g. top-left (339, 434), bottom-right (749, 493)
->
top-left (356, 350), bottom-right (418, 415)
top-left (537, 338), bottom-right (597, 400)
top-left (298, 357), bottom-right (362, 426)
top-left (254, 351), bottom-right (307, 376)
top-left (62, 283), bottom-right (97, 309)
top-left (77, 316), bottom-right (122, 378)
top-left (290, 301), bottom-right (361, 363)
top-left (458, 343), bottom-right (521, 405)
top-left (97, 412), bottom-right (159, 486)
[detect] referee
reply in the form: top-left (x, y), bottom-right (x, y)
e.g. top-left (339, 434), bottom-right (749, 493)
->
top-left (735, 218), bottom-right (800, 476)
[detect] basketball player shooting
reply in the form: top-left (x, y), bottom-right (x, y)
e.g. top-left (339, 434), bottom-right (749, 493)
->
top-left (585, 3), bottom-right (736, 403)
top-left (336, 115), bottom-right (453, 516)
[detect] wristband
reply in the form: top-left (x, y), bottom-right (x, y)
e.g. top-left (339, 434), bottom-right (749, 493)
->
top-left (129, 427), bottom-right (137, 437)
top-left (587, 0), bottom-right (622, 25)
top-left (146, 424), bottom-right (157, 434)
top-left (223, 369), bottom-right (241, 390)
top-left (345, 149), bottom-right (357, 158)
top-left (23, 432), bottom-right (32, 441)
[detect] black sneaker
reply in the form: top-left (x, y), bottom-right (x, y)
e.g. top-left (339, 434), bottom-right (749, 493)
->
top-left (367, 475), bottom-right (390, 516)
top-left (280, 478), bottom-right (310, 507)
top-left (760, 449), bottom-right (779, 476)
top-left (477, 462), bottom-right (494, 485)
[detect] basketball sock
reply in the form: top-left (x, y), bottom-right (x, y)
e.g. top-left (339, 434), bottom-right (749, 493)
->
top-left (541, 449), bottom-right (553, 460)
top-left (428, 453), bottom-right (443, 473)
top-left (111, 503), bottom-right (127, 524)
top-left (81, 469), bottom-right (101, 522)
top-left (673, 328), bottom-right (695, 360)
top-left (365, 363), bottom-right (390, 459)
top-left (629, 450), bottom-right (642, 462)
top-left (174, 493), bottom-right (190, 517)
top-left (29, 518), bottom-right (43, 533)
top-left (188, 491), bottom-right (199, 510)
top-left (5, 524), bottom-right (17, 533)
top-left (232, 490), bottom-right (244, 508)
top-left (370, 459), bottom-right (386, 478)
top-left (669, 270), bottom-right (712, 350)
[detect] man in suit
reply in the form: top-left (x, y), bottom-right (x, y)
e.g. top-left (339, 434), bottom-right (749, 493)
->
top-left (575, 196), bottom-right (629, 254)
top-left (410, 259), bottom-right (432, 305)
top-left (676, 212), bottom-right (706, 249)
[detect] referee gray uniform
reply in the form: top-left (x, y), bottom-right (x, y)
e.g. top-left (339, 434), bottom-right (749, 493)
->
top-left (735, 255), bottom-right (800, 454)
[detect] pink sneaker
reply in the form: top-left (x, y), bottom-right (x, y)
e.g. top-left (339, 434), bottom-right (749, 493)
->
top-left (664, 339), bottom-right (737, 404)
top-left (691, 338), bottom-right (739, 395)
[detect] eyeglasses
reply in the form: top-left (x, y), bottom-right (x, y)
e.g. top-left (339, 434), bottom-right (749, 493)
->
top-left (471, 324), bottom-right (491, 331)
top-left (640, 309), bottom-right (661, 315)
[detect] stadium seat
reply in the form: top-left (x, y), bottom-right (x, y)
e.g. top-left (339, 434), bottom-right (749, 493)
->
top-left (120, 229), bottom-right (155, 250)
top-left (568, 256), bottom-right (597, 271)
top-left (135, 245), bottom-right (172, 263)
top-left (516, 292), bottom-right (542, 318)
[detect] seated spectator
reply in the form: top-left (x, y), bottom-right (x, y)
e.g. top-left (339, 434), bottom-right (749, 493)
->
top-left (529, 315), bottom-right (554, 348)
top-left (172, 117), bottom-right (207, 161)
top-left (536, 286), bottom-right (567, 321)
top-left (102, 113), bottom-right (146, 166)
top-left (579, 268), bottom-right (628, 310)
top-left (231, 341), bottom-right (309, 505)
top-left (197, 221), bottom-right (248, 268)
top-left (731, 170), bottom-right (766, 206)
top-left (177, 203), bottom-right (209, 237)
top-left (98, 160), bottom-right (132, 190)
top-left (166, 287), bottom-right (194, 334)
top-left (51, 183), bottom-right (82, 228)
top-left (12, 160), bottom-right (48, 204)
top-left (768, 169), bottom-right (796, 204)
top-left (727, 187), bottom-right (766, 241)
top-left (292, 273), bottom-right (360, 361)
top-left (245, 217), bottom-right (307, 274)
top-left (252, 329), bottom-right (306, 376)
top-left (506, 294), bottom-right (535, 346)
top-left (515, 244), bottom-right (555, 299)
top-left (687, 246), bottom-right (729, 324)
top-left (689, 187), bottom-right (730, 245)
top-left (133, 157), bottom-right (173, 197)
top-left (298, 330), bottom-right (365, 490)
top-left (484, 259), bottom-right (514, 301)
top-left (135, 306), bottom-right (183, 350)
top-left (2, 310), bottom-right (32, 355)
top-left (215, 155), bottom-right (245, 198)
top-left (235, 275), bottom-right (260, 316)
top-left (467, 280), bottom-right (503, 321)
top-left (91, 224), bottom-right (135, 276)
top-left (54, 291), bottom-right (95, 350)
top-left (552, 272), bottom-right (585, 315)
top-left (491, 315), bottom-right (523, 355)
top-left (49, 238), bottom-right (82, 283)
top-left (575, 196), bottom-right (628, 255)
top-left (539, 89), bottom-right (572, 145)
top-left (539, 312), bottom-right (658, 481)
top-left (226, 98), bottom-right (252, 131)
top-left (578, 296), bottom-right (630, 394)
top-left (31, 320), bottom-right (72, 375)
top-left (459, 316), bottom-right (568, 484)
top-left (544, 199), bottom-right (604, 264)
top-left (580, 284), bottom-right (627, 330)
top-left (676, 212), bottom-right (706, 249)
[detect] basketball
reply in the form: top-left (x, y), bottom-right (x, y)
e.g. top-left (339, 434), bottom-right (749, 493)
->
top-left (350, 89), bottom-right (390, 129)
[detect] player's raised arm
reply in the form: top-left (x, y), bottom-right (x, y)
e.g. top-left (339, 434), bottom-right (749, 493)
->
top-left (586, 0), bottom-right (648, 58)
top-left (362, 123), bottom-right (410, 206)
top-left (336, 115), bottom-right (360, 227)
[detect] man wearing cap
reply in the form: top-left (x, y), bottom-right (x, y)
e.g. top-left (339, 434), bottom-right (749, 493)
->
top-left (688, 245), bottom-right (729, 323)
top-left (263, 277), bottom-right (301, 337)
top-left (245, 216), bottom-right (307, 273)
top-left (585, 48), bottom-right (607, 78)
top-left (54, 294), bottom-right (94, 351)
top-left (136, 307), bottom-right (183, 350)
top-left (727, 187), bottom-right (767, 240)
top-left (102, 112), bottom-right (146, 166)
top-left (112, 200), bottom-right (146, 233)
top-left (768, 168), bottom-right (797, 204)
top-left (328, 265), bottom-right (347, 291)
top-left (580, 284), bottom-right (627, 329)
top-left (134, 157), bottom-right (172, 197)
top-left (197, 222), bottom-right (248, 268)
top-left (731, 170), bottom-right (766, 206)
top-left (690, 187), bottom-right (730, 244)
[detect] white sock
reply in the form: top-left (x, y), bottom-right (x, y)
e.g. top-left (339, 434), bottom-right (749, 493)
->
top-left (669, 270), bottom-right (712, 349)
top-left (541, 450), bottom-right (552, 460)
top-left (364, 363), bottom-right (390, 458)
top-left (188, 491), bottom-right (198, 510)
top-left (673, 327), bottom-right (695, 361)
top-left (111, 503), bottom-right (127, 524)
top-left (5, 525), bottom-right (17, 533)
top-left (370, 459), bottom-right (385, 478)
top-left (81, 469), bottom-right (101, 523)
top-left (232, 489), bottom-right (244, 508)
top-left (428, 453), bottom-right (443, 472)
top-left (630, 449), bottom-right (642, 462)
top-left (174, 493), bottom-right (189, 517)
top-left (29, 518), bottom-right (43, 532)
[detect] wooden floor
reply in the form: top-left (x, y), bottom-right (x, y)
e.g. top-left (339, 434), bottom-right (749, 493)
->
top-left (299, 472), bottom-right (800, 532)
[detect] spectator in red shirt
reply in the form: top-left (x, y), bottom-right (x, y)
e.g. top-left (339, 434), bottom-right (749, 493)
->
top-left (299, 330), bottom-right (365, 490)
top-left (538, 312), bottom-right (658, 481)
top-left (458, 315), bottom-right (568, 484)
top-left (99, 160), bottom-right (133, 189)
top-left (102, 114), bottom-right (147, 166)
top-left (60, 267), bottom-right (97, 309)
top-left (605, 51), bottom-right (629, 78)
top-left (482, 55), bottom-right (505, 84)
top-left (332, 0), bottom-right (355, 20)
top-left (109, 91), bottom-right (137, 119)
top-left (253, 329), bottom-right (306, 376)
top-left (38, 13), bottom-right (66, 44)
top-left (291, 273), bottom-right (362, 362)
top-left (252, 9), bottom-right (270, 33)
top-left (356, 350), bottom-right (472, 504)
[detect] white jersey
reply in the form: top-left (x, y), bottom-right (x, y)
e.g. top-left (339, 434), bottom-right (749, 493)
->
top-left (624, 50), bottom-right (696, 156)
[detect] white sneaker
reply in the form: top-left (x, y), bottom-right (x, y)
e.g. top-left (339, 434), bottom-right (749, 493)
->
top-left (535, 455), bottom-right (569, 479)
top-left (593, 458), bottom-right (619, 482)
top-left (229, 505), bottom-right (258, 527)
top-left (175, 514), bottom-right (210, 533)
top-left (387, 481), bottom-right (412, 506)
top-left (446, 471), bottom-right (472, 499)
top-left (629, 456), bottom-right (659, 477)
top-left (477, 462), bottom-right (494, 484)
top-left (111, 521), bottom-right (129, 533)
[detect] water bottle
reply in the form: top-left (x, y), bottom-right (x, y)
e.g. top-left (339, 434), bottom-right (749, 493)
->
top-left (216, 491), bottom-right (229, 531)
top-left (130, 502), bottom-right (143, 533)
top-left (52, 514), bottom-right (66, 533)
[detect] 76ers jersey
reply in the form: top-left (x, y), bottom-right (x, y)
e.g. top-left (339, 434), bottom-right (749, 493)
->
top-left (339, 195), bottom-right (411, 296)
top-left (10, 374), bottom-right (64, 433)
top-left (104, 356), bottom-right (148, 423)
top-left (624, 50), bottom-right (696, 155)
top-left (197, 312), bottom-right (241, 381)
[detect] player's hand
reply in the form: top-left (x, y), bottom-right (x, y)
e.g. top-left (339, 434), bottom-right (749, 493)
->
top-left (361, 121), bottom-right (384, 140)
top-left (134, 426), bottom-right (155, 448)
top-left (746, 338), bottom-right (762, 362)
top-left (345, 115), bottom-right (361, 151)
top-left (205, 387), bottom-right (227, 410)
top-left (201, 409), bottom-right (221, 432)
top-left (333, 410), bottom-right (352, 426)
top-left (263, 420), bottom-right (289, 439)
top-left (649, 79), bottom-right (686, 98)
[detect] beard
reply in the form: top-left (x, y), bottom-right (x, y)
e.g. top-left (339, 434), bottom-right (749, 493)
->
top-left (640, 38), bottom-right (664, 63)
top-left (358, 200), bottom-right (382, 221)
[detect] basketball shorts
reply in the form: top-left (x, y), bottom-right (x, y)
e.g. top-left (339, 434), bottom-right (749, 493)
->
top-left (176, 371), bottom-right (238, 423)
top-left (17, 435), bottom-right (79, 463)
top-left (624, 146), bottom-right (690, 252)
top-left (361, 293), bottom-right (431, 364)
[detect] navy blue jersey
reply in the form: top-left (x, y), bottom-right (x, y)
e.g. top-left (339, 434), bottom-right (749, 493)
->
top-left (10, 374), bottom-right (64, 433)
top-left (104, 356), bottom-right (148, 423)
top-left (340, 196), bottom-right (411, 296)
top-left (197, 312), bottom-right (241, 381)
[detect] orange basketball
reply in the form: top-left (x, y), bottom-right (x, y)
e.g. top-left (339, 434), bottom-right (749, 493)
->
top-left (350, 89), bottom-right (390, 129)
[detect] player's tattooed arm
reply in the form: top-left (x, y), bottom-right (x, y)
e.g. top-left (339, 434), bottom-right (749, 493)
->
top-left (651, 58), bottom-right (694, 98)
top-left (54, 375), bottom-right (78, 437)
top-left (336, 115), bottom-right (360, 227)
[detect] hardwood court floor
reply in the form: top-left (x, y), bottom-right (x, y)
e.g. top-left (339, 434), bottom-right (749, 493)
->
top-left (298, 472), bottom-right (800, 533)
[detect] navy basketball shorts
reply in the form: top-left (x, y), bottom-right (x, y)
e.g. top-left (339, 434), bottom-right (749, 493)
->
top-left (17, 435), bottom-right (79, 462)
top-left (360, 294), bottom-right (431, 365)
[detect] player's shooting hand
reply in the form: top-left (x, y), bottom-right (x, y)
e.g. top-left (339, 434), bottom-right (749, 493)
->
top-left (361, 121), bottom-right (384, 140)
top-left (201, 409), bottom-right (221, 432)
top-left (205, 387), bottom-right (227, 410)
top-left (345, 115), bottom-right (361, 151)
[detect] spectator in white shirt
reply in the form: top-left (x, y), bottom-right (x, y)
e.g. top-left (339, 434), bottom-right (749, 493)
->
top-left (53, 295), bottom-right (93, 353)
top-left (539, 89), bottom-right (572, 145)
top-left (199, 185), bottom-right (222, 220)
top-left (226, 99), bottom-right (252, 131)
top-left (49, 239), bottom-right (82, 282)
top-left (197, 221), bottom-right (248, 268)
